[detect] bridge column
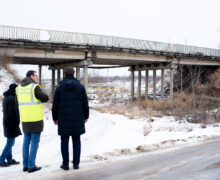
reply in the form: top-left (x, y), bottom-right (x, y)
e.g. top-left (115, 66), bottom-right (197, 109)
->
top-left (131, 68), bottom-right (134, 100)
top-left (161, 69), bottom-right (165, 99)
top-left (170, 68), bottom-right (174, 99)
top-left (62, 68), bottom-right (65, 80)
top-left (57, 68), bottom-right (61, 84)
top-left (52, 68), bottom-right (55, 98)
top-left (138, 70), bottom-right (141, 100)
top-left (153, 69), bottom-right (156, 100)
top-left (76, 67), bottom-right (80, 80)
top-left (145, 70), bottom-right (149, 104)
top-left (180, 65), bottom-right (183, 92)
top-left (38, 65), bottom-right (42, 85)
top-left (83, 66), bottom-right (88, 91)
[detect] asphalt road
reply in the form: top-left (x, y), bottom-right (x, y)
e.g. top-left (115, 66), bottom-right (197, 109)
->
top-left (54, 138), bottom-right (220, 180)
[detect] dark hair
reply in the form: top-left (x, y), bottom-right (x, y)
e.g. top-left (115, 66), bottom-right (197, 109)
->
top-left (26, 70), bottom-right (36, 77)
top-left (64, 67), bottom-right (74, 77)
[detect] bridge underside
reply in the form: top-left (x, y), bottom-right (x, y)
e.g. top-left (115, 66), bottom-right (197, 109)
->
top-left (0, 39), bottom-right (219, 67)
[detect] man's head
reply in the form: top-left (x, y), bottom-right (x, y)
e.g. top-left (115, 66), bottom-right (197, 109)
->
top-left (64, 67), bottom-right (75, 77)
top-left (26, 70), bottom-right (38, 83)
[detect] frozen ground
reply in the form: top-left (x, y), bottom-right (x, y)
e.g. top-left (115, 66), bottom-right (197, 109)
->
top-left (0, 67), bottom-right (220, 179)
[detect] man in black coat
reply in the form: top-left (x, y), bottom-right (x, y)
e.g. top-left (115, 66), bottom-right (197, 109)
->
top-left (52, 67), bottom-right (89, 171)
top-left (0, 83), bottom-right (21, 167)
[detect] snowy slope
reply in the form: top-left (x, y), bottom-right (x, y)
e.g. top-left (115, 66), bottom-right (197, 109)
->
top-left (1, 107), bottom-right (220, 179)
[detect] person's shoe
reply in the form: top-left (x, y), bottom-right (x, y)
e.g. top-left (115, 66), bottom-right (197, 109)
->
top-left (8, 159), bottom-right (20, 165)
top-left (60, 164), bottom-right (69, 171)
top-left (23, 167), bottom-right (28, 172)
top-left (28, 166), bottom-right (41, 173)
top-left (0, 162), bottom-right (8, 167)
top-left (74, 165), bottom-right (79, 169)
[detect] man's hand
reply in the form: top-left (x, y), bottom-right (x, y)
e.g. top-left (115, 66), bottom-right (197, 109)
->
top-left (54, 120), bottom-right (58, 125)
top-left (85, 119), bottom-right (88, 123)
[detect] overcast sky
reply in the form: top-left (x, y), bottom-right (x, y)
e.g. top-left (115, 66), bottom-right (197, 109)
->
top-left (0, 0), bottom-right (220, 77)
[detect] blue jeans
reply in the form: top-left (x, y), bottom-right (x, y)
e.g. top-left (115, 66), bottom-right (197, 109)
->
top-left (0, 138), bottom-right (15, 163)
top-left (61, 136), bottom-right (81, 166)
top-left (22, 132), bottom-right (41, 168)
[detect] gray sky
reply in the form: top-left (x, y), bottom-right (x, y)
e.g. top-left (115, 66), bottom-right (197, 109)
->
top-left (1, 0), bottom-right (220, 77)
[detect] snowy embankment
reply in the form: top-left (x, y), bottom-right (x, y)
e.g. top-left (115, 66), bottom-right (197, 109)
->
top-left (0, 67), bottom-right (220, 179)
top-left (1, 106), bottom-right (220, 179)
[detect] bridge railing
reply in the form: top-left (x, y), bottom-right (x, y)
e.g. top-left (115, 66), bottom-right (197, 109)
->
top-left (0, 25), bottom-right (220, 57)
top-left (0, 25), bottom-right (40, 41)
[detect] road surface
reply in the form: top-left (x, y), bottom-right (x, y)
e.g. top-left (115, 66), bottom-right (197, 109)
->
top-left (51, 138), bottom-right (220, 180)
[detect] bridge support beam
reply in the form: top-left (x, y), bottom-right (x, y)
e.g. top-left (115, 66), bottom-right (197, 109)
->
top-left (145, 70), bottom-right (149, 105)
top-left (52, 68), bottom-right (55, 98)
top-left (62, 68), bottom-right (65, 80)
top-left (57, 68), bottom-right (60, 84)
top-left (76, 67), bottom-right (80, 80)
top-left (38, 65), bottom-right (42, 86)
top-left (131, 69), bottom-right (134, 100)
top-left (170, 68), bottom-right (174, 99)
top-left (153, 70), bottom-right (156, 100)
top-left (161, 69), bottom-right (164, 99)
top-left (180, 65), bottom-right (183, 92)
top-left (83, 66), bottom-right (88, 91)
top-left (138, 70), bottom-right (141, 100)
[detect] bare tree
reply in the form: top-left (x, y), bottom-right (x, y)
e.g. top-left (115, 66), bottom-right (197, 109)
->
top-left (0, 54), bottom-right (20, 83)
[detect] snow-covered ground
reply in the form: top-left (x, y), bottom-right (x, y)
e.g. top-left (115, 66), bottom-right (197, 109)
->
top-left (0, 67), bottom-right (220, 179)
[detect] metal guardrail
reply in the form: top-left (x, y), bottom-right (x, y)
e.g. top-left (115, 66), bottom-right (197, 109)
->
top-left (0, 25), bottom-right (220, 57)
top-left (0, 25), bottom-right (40, 41)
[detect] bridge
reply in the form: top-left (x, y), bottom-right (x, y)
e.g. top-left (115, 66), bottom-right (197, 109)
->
top-left (0, 25), bottom-right (220, 100)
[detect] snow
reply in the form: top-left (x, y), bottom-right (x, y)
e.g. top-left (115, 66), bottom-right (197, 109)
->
top-left (0, 67), bottom-right (220, 179)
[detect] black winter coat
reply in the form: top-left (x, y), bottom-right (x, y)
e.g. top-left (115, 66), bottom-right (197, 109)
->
top-left (2, 89), bottom-right (21, 138)
top-left (52, 76), bottom-right (89, 136)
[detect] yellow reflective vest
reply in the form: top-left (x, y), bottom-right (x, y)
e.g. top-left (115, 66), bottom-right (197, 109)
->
top-left (16, 83), bottom-right (43, 122)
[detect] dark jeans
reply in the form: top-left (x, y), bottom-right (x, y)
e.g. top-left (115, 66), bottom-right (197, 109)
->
top-left (22, 132), bottom-right (41, 168)
top-left (61, 136), bottom-right (81, 166)
top-left (0, 138), bottom-right (15, 163)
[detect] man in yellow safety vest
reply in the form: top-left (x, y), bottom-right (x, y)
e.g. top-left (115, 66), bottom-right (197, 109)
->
top-left (16, 70), bottom-right (49, 173)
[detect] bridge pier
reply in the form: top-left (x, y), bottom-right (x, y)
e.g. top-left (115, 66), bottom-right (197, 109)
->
top-left (170, 68), bottom-right (174, 99)
top-left (129, 63), bottom-right (176, 102)
top-left (52, 68), bottom-right (55, 98)
top-left (38, 65), bottom-right (42, 85)
top-left (131, 68), bottom-right (134, 100)
top-left (57, 68), bottom-right (61, 84)
top-left (83, 66), bottom-right (88, 91)
top-left (76, 67), bottom-right (80, 80)
top-left (145, 70), bottom-right (149, 104)
top-left (153, 69), bottom-right (156, 100)
top-left (138, 70), bottom-right (141, 100)
top-left (62, 68), bottom-right (65, 80)
top-left (161, 69), bottom-right (165, 99)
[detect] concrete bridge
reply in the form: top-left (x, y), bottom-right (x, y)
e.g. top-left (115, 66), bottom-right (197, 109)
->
top-left (0, 25), bottom-right (220, 100)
